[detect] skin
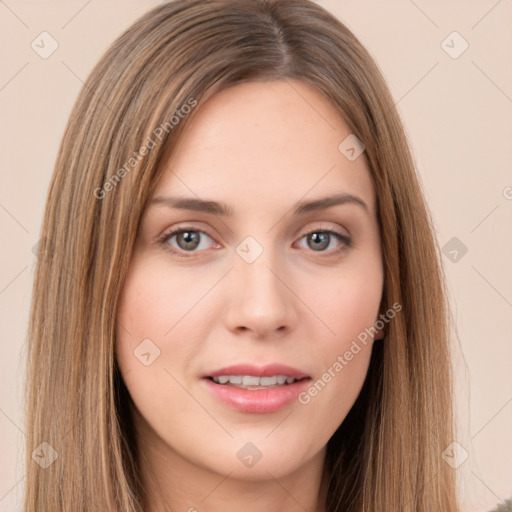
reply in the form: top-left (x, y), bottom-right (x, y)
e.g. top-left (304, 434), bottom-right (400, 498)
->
top-left (115, 79), bottom-right (384, 512)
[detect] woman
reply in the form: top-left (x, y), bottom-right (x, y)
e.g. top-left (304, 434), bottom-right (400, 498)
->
top-left (25, 0), bottom-right (460, 511)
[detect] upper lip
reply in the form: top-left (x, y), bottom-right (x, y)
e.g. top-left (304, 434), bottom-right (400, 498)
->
top-left (204, 363), bottom-right (310, 380)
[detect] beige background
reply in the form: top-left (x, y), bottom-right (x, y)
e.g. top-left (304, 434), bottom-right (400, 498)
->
top-left (1, 1), bottom-right (511, 510)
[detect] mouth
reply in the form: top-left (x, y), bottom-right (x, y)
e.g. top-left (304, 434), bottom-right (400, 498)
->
top-left (201, 363), bottom-right (312, 413)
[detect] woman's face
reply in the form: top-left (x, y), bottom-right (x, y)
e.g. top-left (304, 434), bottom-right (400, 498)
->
top-left (115, 79), bottom-right (383, 484)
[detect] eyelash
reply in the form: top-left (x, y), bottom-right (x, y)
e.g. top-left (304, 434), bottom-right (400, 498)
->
top-left (156, 225), bottom-right (352, 259)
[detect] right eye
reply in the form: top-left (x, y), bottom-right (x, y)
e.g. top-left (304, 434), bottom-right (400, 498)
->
top-left (158, 227), bottom-right (219, 257)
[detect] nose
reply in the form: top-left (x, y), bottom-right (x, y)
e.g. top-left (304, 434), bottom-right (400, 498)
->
top-left (223, 248), bottom-right (297, 339)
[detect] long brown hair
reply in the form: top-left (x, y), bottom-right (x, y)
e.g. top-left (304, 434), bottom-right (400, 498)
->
top-left (24, 1), bottom-right (459, 510)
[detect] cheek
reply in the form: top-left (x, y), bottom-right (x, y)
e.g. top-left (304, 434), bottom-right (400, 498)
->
top-left (114, 261), bottom-right (194, 430)
top-left (115, 257), bottom-right (207, 356)
top-left (297, 255), bottom-right (382, 419)
top-left (114, 260), bottom-right (179, 390)
top-left (307, 256), bottom-right (383, 345)
top-left (115, 257), bottom-right (216, 399)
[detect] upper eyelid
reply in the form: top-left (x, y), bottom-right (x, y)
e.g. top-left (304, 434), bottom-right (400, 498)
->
top-left (160, 222), bottom-right (349, 239)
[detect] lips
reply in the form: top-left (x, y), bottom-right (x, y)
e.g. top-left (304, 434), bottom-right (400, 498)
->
top-left (201, 363), bottom-right (312, 414)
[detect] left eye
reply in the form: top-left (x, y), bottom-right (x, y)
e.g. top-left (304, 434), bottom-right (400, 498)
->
top-left (296, 229), bottom-right (350, 253)
top-left (159, 227), bottom-right (350, 257)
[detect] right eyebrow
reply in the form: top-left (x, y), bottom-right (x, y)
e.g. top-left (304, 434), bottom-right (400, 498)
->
top-left (149, 196), bottom-right (233, 216)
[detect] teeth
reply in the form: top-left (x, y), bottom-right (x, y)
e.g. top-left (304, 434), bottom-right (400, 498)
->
top-left (243, 375), bottom-right (260, 386)
top-left (211, 375), bottom-right (298, 387)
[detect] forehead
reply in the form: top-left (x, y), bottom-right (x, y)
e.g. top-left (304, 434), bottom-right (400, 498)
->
top-left (154, 79), bottom-right (375, 216)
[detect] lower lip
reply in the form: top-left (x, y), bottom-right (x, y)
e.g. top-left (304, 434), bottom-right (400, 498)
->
top-left (202, 378), bottom-right (311, 414)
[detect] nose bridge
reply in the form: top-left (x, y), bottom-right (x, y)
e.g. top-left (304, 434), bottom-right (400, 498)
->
top-left (237, 236), bottom-right (285, 305)
top-left (225, 234), bottom-right (295, 335)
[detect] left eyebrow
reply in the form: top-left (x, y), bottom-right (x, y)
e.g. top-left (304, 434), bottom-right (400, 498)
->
top-left (148, 193), bottom-right (369, 216)
top-left (293, 193), bottom-right (369, 215)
